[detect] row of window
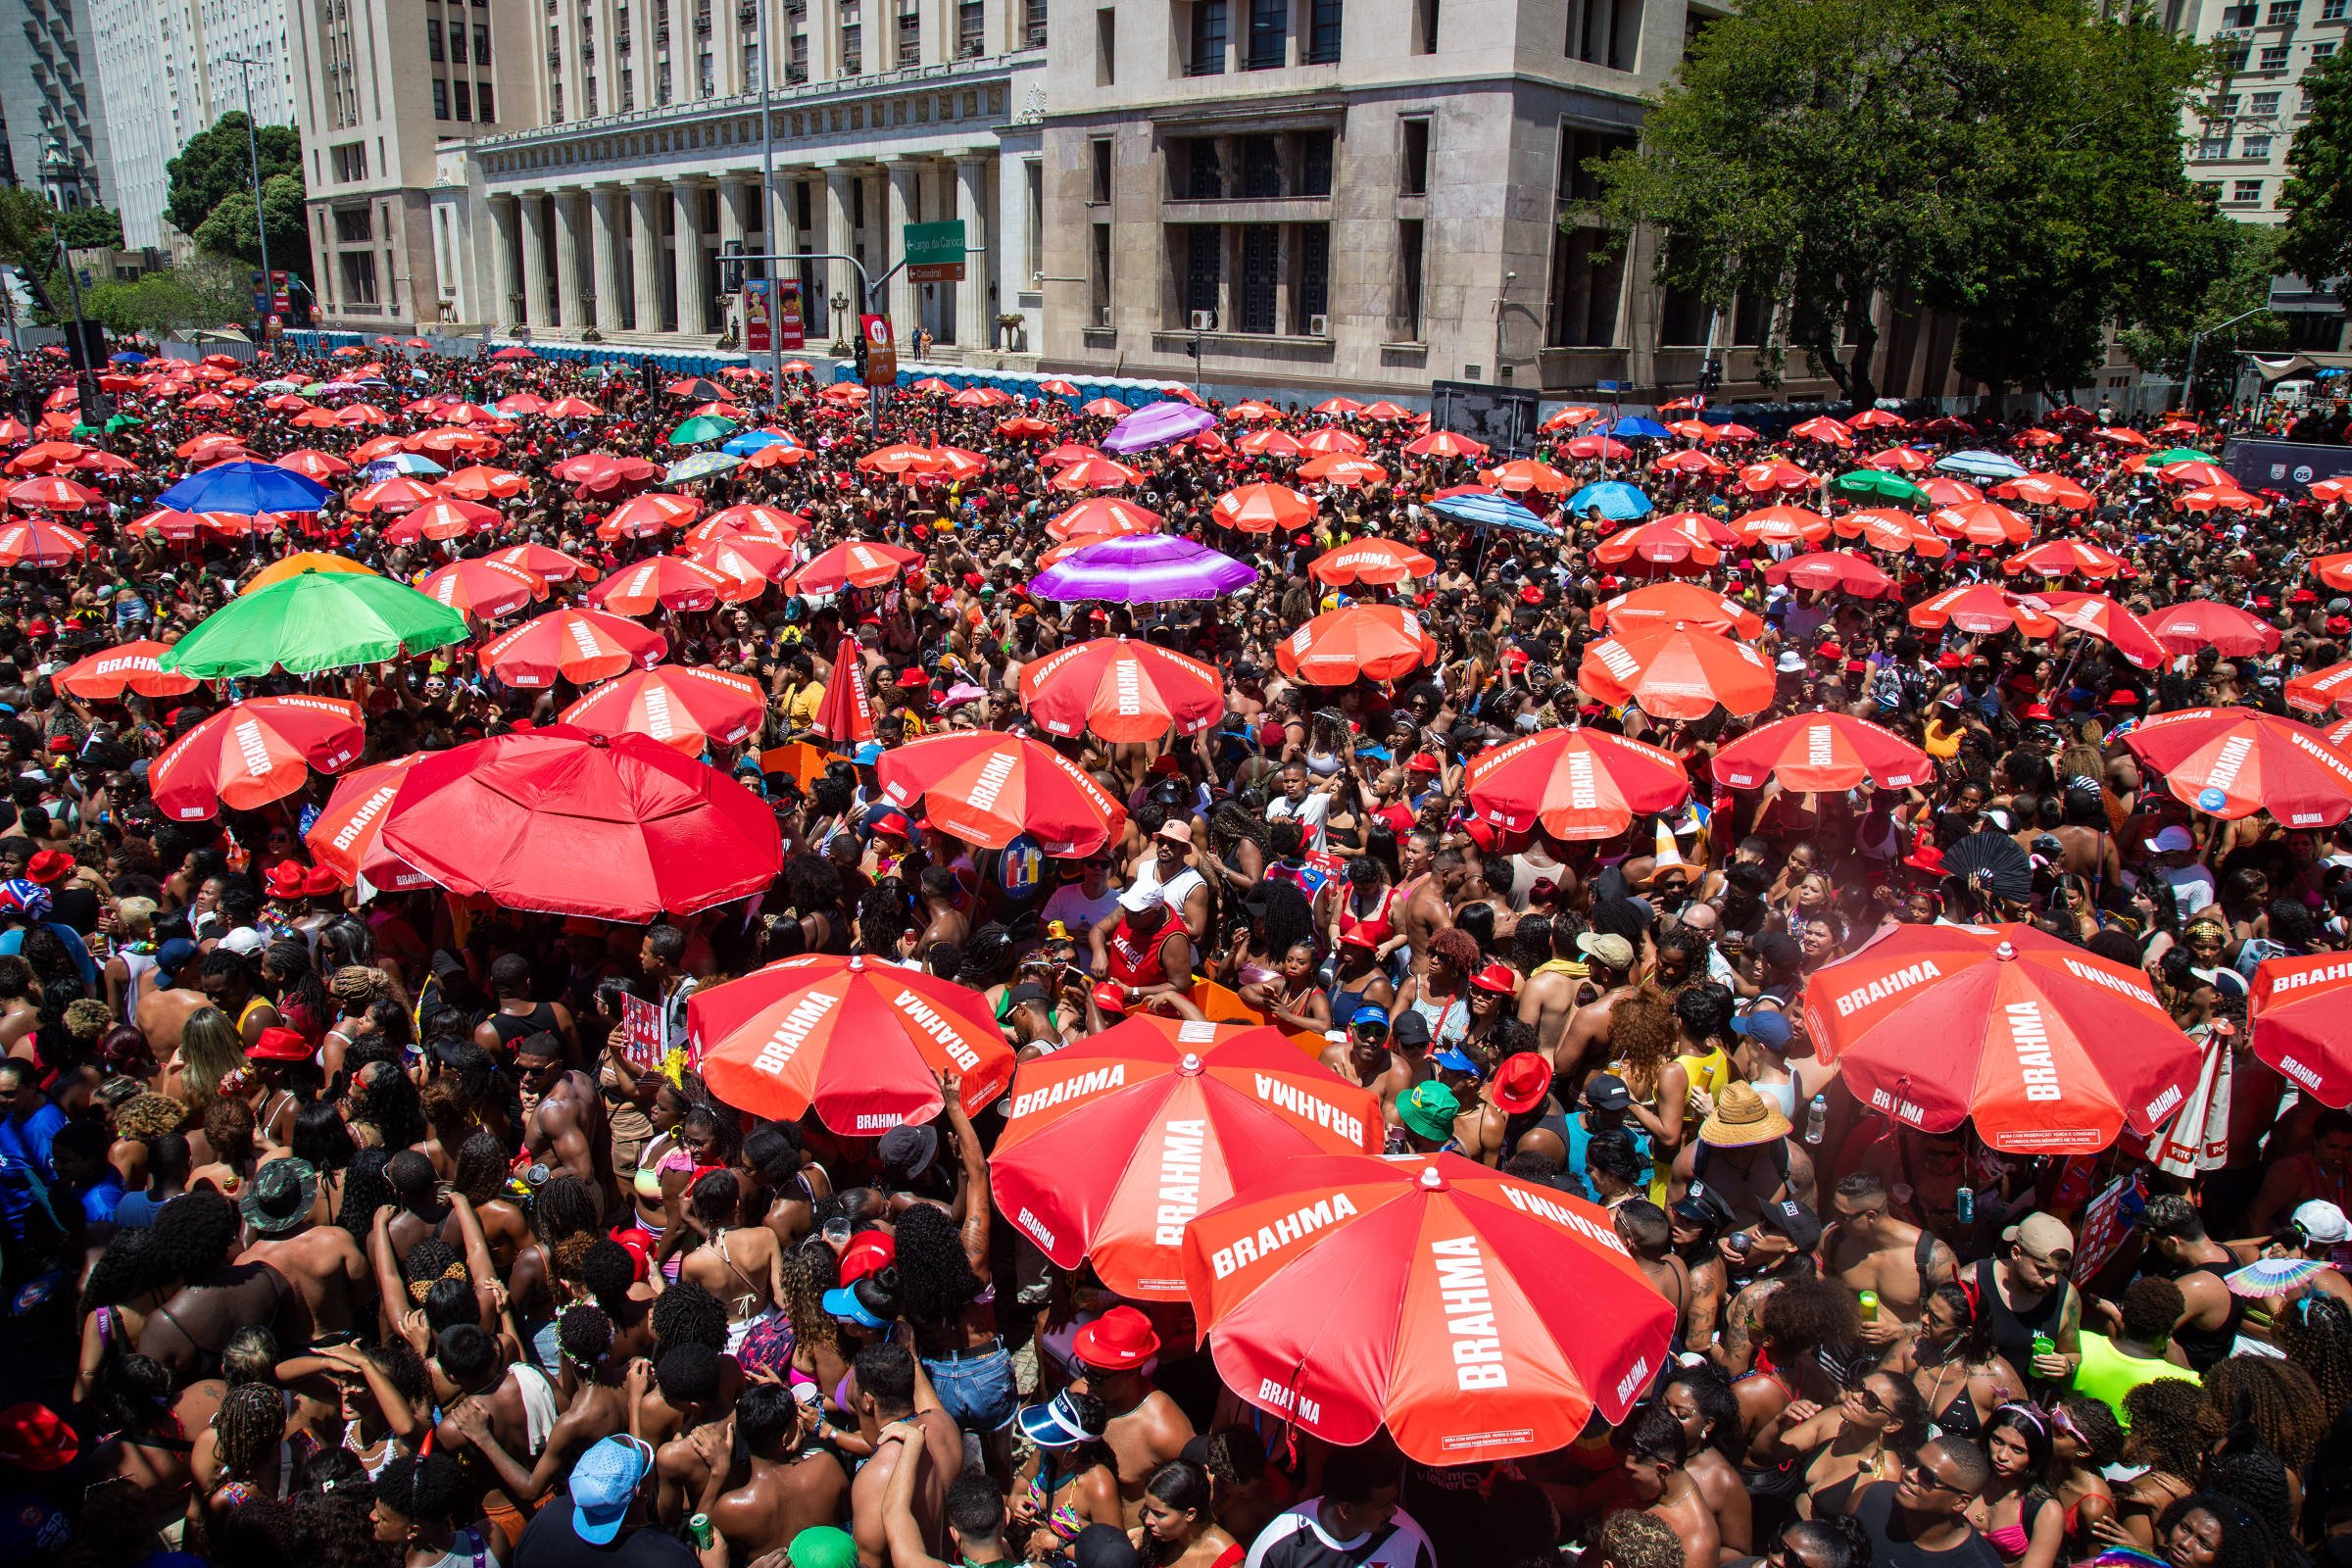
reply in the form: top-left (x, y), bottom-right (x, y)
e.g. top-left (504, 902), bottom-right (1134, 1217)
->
top-left (1183, 0), bottom-right (1345, 74)
top-left (425, 19), bottom-right (492, 62)
top-left (2216, 35), bottom-right (2335, 70)
top-left (2195, 177), bottom-right (2271, 203)
top-left (2216, 0), bottom-right (2345, 24)
top-left (431, 76), bottom-right (498, 119)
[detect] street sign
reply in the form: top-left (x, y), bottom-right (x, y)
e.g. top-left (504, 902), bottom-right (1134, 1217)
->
top-left (859, 314), bottom-right (897, 386)
top-left (904, 220), bottom-right (965, 283)
top-left (743, 278), bottom-right (772, 353)
top-left (271, 270), bottom-right (291, 315)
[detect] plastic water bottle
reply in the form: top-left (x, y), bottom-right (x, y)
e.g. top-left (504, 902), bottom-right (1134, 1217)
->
top-left (1804, 1094), bottom-right (1828, 1146)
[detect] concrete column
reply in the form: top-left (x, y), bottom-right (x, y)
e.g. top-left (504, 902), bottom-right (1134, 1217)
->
top-left (631, 181), bottom-right (663, 333)
top-left (674, 179), bottom-right (710, 335)
top-left (886, 160), bottom-right (917, 344)
top-left (718, 177), bottom-right (749, 334)
top-left (825, 166), bottom-right (857, 334)
top-left (955, 154), bottom-right (987, 350)
top-left (591, 186), bottom-right (623, 330)
top-left (553, 190), bottom-right (585, 330)
top-left (490, 197), bottom-right (519, 326)
top-left (519, 194), bottom-right (552, 328)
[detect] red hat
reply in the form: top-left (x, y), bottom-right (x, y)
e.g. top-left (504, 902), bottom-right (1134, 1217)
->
top-left (1070, 1304), bottom-right (1160, 1371)
top-left (2107, 689), bottom-right (2139, 707)
top-left (1936, 652), bottom-right (1966, 670)
top-left (263, 859), bottom-right (307, 900)
top-left (1492, 1052), bottom-right (1552, 1114)
top-left (1502, 648), bottom-right (1530, 671)
top-left (1903, 843), bottom-right (1947, 876)
top-left (871, 809), bottom-right (913, 839)
top-left (1518, 584), bottom-right (1544, 605)
top-left (1255, 723), bottom-right (1285, 749)
top-left (248, 1025), bottom-right (313, 1062)
top-left (895, 668), bottom-right (930, 690)
top-left (1596, 575), bottom-right (1623, 591)
top-left (961, 571), bottom-right (984, 590)
top-left (0, 1403), bottom-right (75, 1471)
top-left (42, 736), bottom-right (72, 756)
top-left (24, 849), bottom-right (70, 885)
top-left (1149, 755), bottom-right (1187, 777)
top-left (24, 619), bottom-right (50, 636)
top-left (1470, 961), bottom-right (1519, 995)
top-left (2021, 702), bottom-right (2053, 720)
top-left (2257, 596), bottom-right (2276, 608)
top-left (837, 1232), bottom-right (895, 1285)
top-left (1465, 819), bottom-right (1499, 853)
top-left (1815, 641), bottom-right (1842, 661)
top-left (1090, 980), bottom-right (1129, 1016)
top-left (1339, 928), bottom-right (1378, 950)
top-left (301, 863), bottom-right (345, 897)
top-left (2330, 617), bottom-right (2350, 637)
top-left (2293, 588), bottom-right (2319, 604)
top-left (1406, 753), bottom-right (1441, 774)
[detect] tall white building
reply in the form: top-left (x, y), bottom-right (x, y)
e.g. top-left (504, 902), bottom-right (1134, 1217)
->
top-left (90, 0), bottom-right (300, 250)
top-left (0, 0), bottom-right (116, 214)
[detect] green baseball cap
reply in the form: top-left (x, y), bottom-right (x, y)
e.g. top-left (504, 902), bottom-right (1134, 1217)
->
top-left (1397, 1081), bottom-right (1461, 1142)
top-left (791, 1526), bottom-right (859, 1568)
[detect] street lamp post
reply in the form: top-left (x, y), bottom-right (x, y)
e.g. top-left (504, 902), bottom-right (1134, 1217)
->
top-left (2183, 306), bottom-right (2269, 416)
top-left (225, 56), bottom-right (275, 342)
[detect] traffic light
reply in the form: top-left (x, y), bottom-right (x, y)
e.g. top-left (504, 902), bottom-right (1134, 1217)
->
top-left (853, 330), bottom-right (869, 380)
top-left (639, 356), bottom-right (660, 404)
top-left (720, 241), bottom-right (745, 295)
top-left (1695, 359), bottom-right (1722, 406)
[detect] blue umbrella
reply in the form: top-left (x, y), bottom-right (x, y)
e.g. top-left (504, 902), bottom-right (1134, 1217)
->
top-left (1431, 492), bottom-right (1556, 535)
top-left (723, 429), bottom-right (796, 457)
top-left (1935, 450), bottom-right (2027, 480)
top-left (156, 460), bottom-right (333, 515)
top-left (1608, 416), bottom-right (1671, 441)
top-left (107, 352), bottom-right (148, 366)
top-left (1565, 481), bottom-right (1653, 522)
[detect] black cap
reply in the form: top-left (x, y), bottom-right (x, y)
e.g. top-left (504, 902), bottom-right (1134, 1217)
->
top-left (1754, 932), bottom-right (1803, 970)
top-left (1390, 1010), bottom-right (1432, 1050)
top-left (878, 1122), bottom-right (939, 1180)
top-left (1584, 1073), bottom-right (1633, 1112)
top-left (1760, 1199), bottom-right (1823, 1250)
top-left (1074, 1525), bottom-right (1142, 1568)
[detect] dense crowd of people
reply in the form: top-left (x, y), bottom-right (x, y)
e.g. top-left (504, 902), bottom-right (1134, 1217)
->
top-left (0, 337), bottom-right (2348, 1568)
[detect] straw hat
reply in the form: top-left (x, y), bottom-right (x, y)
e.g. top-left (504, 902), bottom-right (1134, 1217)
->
top-left (1697, 1082), bottom-right (1794, 1148)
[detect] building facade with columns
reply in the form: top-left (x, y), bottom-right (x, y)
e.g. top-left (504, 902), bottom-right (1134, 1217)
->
top-left (415, 0), bottom-right (1047, 357)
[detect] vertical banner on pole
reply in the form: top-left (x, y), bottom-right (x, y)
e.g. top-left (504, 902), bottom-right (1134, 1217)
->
top-left (776, 279), bottom-right (806, 351)
top-left (743, 278), bottom-right (772, 354)
top-left (859, 315), bottom-right (897, 386)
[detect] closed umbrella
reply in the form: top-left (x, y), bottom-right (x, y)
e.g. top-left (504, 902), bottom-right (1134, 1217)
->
top-left (810, 637), bottom-right (877, 745)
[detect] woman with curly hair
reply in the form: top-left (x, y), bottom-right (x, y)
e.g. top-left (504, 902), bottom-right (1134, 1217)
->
top-left (2108, 1493), bottom-right (2275, 1568)
top-left (74, 1228), bottom-right (176, 1403)
top-left (108, 1090), bottom-right (185, 1194)
top-left (187, 1095), bottom-right (258, 1199)
top-left (1605, 984), bottom-right (1690, 1185)
top-left (2107, 1378), bottom-right (2225, 1551)
top-left (782, 1241), bottom-right (854, 1419)
top-left (2204, 1354), bottom-right (2329, 1480)
top-left (1391, 927), bottom-right (1482, 1052)
top-left (290, 1449), bottom-right (396, 1568)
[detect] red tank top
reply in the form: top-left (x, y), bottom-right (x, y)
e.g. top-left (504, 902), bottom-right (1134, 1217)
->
top-left (1106, 915), bottom-right (1184, 992)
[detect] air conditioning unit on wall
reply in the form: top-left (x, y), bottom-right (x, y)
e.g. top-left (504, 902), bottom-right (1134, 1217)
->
top-left (1190, 309), bottom-right (1215, 330)
top-left (1307, 313), bottom-right (1328, 336)
top-left (1099, 305), bottom-right (1112, 325)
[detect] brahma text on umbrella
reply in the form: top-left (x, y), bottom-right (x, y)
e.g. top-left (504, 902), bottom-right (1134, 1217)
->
top-left (890, 988), bottom-right (984, 1071)
top-left (1434, 1237), bottom-right (1507, 1390)
top-left (1152, 1118), bottom-right (1206, 1245)
top-left (1253, 1075), bottom-right (1368, 1148)
top-left (752, 991), bottom-right (838, 1076)
top-left (1207, 1193), bottom-right (1360, 1278)
top-left (1496, 1180), bottom-right (1631, 1254)
top-left (1008, 1063), bottom-right (1126, 1118)
top-left (2056, 956), bottom-right (2160, 1007)
top-left (1833, 960), bottom-right (1943, 1016)
top-left (2003, 1002), bottom-right (2062, 1102)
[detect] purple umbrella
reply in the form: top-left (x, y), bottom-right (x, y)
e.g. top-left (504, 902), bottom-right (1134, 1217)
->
top-left (1029, 533), bottom-right (1258, 603)
top-left (1100, 401), bottom-right (1217, 455)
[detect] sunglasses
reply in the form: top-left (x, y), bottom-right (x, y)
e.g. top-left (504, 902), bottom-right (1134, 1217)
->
top-left (1846, 1382), bottom-right (1887, 1416)
top-left (1903, 1459), bottom-right (1966, 1495)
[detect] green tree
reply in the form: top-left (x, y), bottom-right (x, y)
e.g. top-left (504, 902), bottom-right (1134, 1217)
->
top-left (1595, 0), bottom-right (2220, 407)
top-left (54, 207), bottom-right (123, 250)
top-left (2117, 221), bottom-right (2290, 412)
top-left (2283, 46), bottom-right (2352, 295)
top-left (73, 254), bottom-right (252, 337)
top-left (192, 171), bottom-right (314, 284)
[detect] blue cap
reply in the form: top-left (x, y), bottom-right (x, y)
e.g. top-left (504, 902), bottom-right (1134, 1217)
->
top-left (1730, 1012), bottom-right (1792, 1050)
top-left (1432, 1047), bottom-right (1484, 1078)
top-left (823, 1283), bottom-right (891, 1330)
top-left (569, 1435), bottom-right (654, 1544)
top-left (156, 936), bottom-right (199, 986)
top-left (1349, 1004), bottom-right (1390, 1031)
top-left (853, 741), bottom-right (885, 764)
top-left (1015, 1390), bottom-right (1107, 1449)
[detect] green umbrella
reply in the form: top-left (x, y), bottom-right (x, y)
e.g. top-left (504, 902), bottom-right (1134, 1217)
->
top-left (1830, 468), bottom-right (1929, 505)
top-left (69, 424), bottom-right (100, 440)
top-left (666, 415), bottom-right (740, 447)
top-left (300, 381), bottom-right (331, 395)
top-left (160, 568), bottom-right (470, 676)
top-left (105, 414), bottom-right (145, 432)
top-left (2151, 446), bottom-right (2212, 466)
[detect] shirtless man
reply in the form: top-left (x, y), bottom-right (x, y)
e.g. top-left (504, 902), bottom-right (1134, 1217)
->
top-left (849, 1343), bottom-right (964, 1568)
top-left (1067, 1305), bottom-right (1194, 1523)
top-left (1394, 830), bottom-right (1453, 977)
top-left (709, 1381), bottom-right (851, 1563)
top-left (1568, 1407), bottom-right (1720, 1568)
top-left (1821, 1169), bottom-right (1957, 1346)
top-left (1555, 932), bottom-right (1640, 1083)
top-left (136, 1188), bottom-right (298, 1383)
top-left (443, 1302), bottom-right (634, 1503)
top-left (916, 866), bottom-right (972, 956)
top-left (198, 949), bottom-right (281, 1049)
top-left (234, 1158), bottom-right (370, 1346)
top-left (651, 1342), bottom-right (744, 1526)
top-left (431, 1321), bottom-right (561, 1548)
top-left (516, 1030), bottom-right (615, 1214)
top-left (131, 942), bottom-right (209, 1063)
top-left (1517, 917), bottom-right (1589, 1058)
top-left (1317, 1007), bottom-right (1416, 1137)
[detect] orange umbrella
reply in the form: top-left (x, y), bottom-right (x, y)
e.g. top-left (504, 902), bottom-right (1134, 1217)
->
top-left (1211, 483), bottom-right (1315, 534)
top-left (477, 608), bottom-right (664, 685)
top-left (2002, 540), bottom-right (2126, 579)
top-left (1237, 428), bottom-right (1304, 459)
top-left (438, 465), bottom-right (527, 501)
top-left (1578, 622), bottom-right (1775, 719)
top-left (545, 397), bottom-right (604, 418)
top-left (1227, 400), bottom-right (1282, 422)
top-left (1080, 398), bottom-right (1129, 417)
top-left (740, 442), bottom-right (808, 471)
top-left (561, 665), bottom-right (767, 753)
top-left (1850, 410), bottom-right (1909, 430)
top-left (2158, 460), bottom-right (2232, 487)
top-left (1916, 476), bottom-right (1985, 508)
top-left (1464, 726), bottom-right (1691, 840)
top-left (587, 555), bottom-right (731, 615)
top-left (1048, 496), bottom-right (1162, 543)
top-left (1763, 552), bottom-right (1900, 599)
top-left (601, 492), bottom-right (704, 538)
top-left (1738, 460), bottom-right (1816, 494)
top-left (1788, 416), bottom-right (1854, 447)
top-left (1591, 583), bottom-right (1763, 638)
top-left (1732, 505), bottom-right (1832, 546)
top-left (1482, 459), bottom-right (1572, 494)
top-left (1052, 455), bottom-right (1145, 490)
top-left (1906, 584), bottom-right (2059, 637)
top-left (5, 477), bottom-right (98, 511)
top-left (1296, 455), bottom-right (1389, 488)
top-left (416, 557), bottom-right (547, 619)
top-left (1401, 430), bottom-right (1488, 460)
top-left (1308, 538), bottom-right (1438, 586)
top-left (788, 541), bottom-right (922, 594)
top-left (1359, 401), bottom-right (1411, 420)
top-left (1592, 519), bottom-right (1723, 569)
top-left (1995, 472), bottom-right (2094, 510)
top-left (1860, 446), bottom-right (1935, 473)
top-left (486, 543), bottom-right (600, 584)
top-left (335, 404), bottom-right (391, 426)
top-left (4, 441), bottom-right (81, 473)
top-left (1042, 441), bottom-right (1105, 466)
top-left (1540, 406), bottom-right (1599, 431)
top-left (74, 452), bottom-right (136, 474)
top-left (1931, 501), bottom-right (2033, 545)
top-left (2286, 661), bottom-right (2352, 720)
top-left (347, 477), bottom-right (442, 514)
top-left (686, 538), bottom-right (793, 603)
top-left (54, 640), bottom-right (201, 701)
top-left (1651, 449), bottom-right (1730, 477)
top-left (686, 506), bottom-right (804, 548)
top-left (2179, 486), bottom-right (2261, 514)
top-left (275, 449), bottom-right (351, 480)
top-left (1301, 426), bottom-right (1368, 456)
top-left (1833, 508), bottom-right (1946, 557)
top-left (1018, 637), bottom-right (1226, 742)
top-left (1274, 605), bottom-right (1439, 685)
top-left (1566, 435), bottom-right (1634, 461)
top-left (243, 553), bottom-right (377, 593)
top-left (1315, 397), bottom-right (1366, 416)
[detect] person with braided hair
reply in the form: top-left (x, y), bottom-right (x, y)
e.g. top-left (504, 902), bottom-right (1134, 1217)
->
top-left (2205, 1355), bottom-right (2331, 1480)
top-left (371, 1448), bottom-right (512, 1567)
top-left (193, 1382), bottom-right (290, 1544)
